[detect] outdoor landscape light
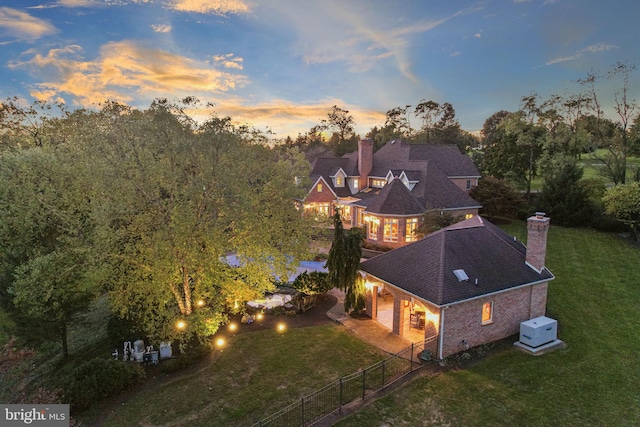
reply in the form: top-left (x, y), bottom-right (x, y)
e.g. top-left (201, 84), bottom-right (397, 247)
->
top-left (228, 322), bottom-right (238, 332)
top-left (215, 337), bottom-right (225, 347)
top-left (277, 323), bottom-right (286, 333)
top-left (176, 320), bottom-right (187, 330)
top-left (256, 312), bottom-right (264, 321)
top-left (196, 299), bottom-right (205, 307)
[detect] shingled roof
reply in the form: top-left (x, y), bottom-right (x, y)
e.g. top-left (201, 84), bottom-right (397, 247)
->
top-left (360, 216), bottom-right (554, 306)
top-left (365, 178), bottom-right (426, 216)
top-left (305, 139), bottom-right (481, 211)
top-left (309, 157), bottom-right (354, 198)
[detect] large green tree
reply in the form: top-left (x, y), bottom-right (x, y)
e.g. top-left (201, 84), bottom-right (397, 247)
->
top-left (89, 100), bottom-right (312, 343)
top-left (0, 146), bottom-right (97, 357)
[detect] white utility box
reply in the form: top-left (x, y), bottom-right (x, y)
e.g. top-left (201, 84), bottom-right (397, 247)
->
top-left (519, 316), bottom-right (557, 348)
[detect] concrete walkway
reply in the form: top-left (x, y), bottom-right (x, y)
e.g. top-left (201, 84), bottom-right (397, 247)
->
top-left (326, 289), bottom-right (412, 355)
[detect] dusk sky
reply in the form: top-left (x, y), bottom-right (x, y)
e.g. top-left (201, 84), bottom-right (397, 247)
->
top-left (1, 0), bottom-right (638, 139)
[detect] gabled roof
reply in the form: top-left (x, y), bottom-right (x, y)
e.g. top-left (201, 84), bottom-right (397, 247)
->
top-left (305, 139), bottom-right (481, 210)
top-left (309, 157), bottom-right (353, 197)
top-left (365, 178), bottom-right (425, 216)
top-left (360, 216), bottom-right (554, 306)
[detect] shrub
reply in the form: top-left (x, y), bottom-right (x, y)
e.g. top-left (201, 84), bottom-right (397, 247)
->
top-left (64, 358), bottom-right (146, 410)
top-left (107, 314), bottom-right (147, 348)
top-left (291, 271), bottom-right (331, 295)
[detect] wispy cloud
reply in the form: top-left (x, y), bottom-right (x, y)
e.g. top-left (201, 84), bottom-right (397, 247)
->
top-left (0, 7), bottom-right (58, 41)
top-left (31, 0), bottom-right (251, 15)
top-left (212, 53), bottom-right (243, 70)
top-left (546, 42), bottom-right (618, 65)
top-left (151, 24), bottom-right (172, 33)
top-left (290, 4), bottom-right (483, 83)
top-left (166, 0), bottom-right (251, 15)
top-left (9, 40), bottom-right (248, 106)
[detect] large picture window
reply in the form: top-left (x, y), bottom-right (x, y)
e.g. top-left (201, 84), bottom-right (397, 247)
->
top-left (368, 220), bottom-right (378, 240)
top-left (383, 218), bottom-right (398, 242)
top-left (405, 218), bottom-right (418, 242)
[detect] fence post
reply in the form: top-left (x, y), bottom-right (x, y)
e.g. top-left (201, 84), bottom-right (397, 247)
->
top-left (339, 377), bottom-right (343, 413)
top-left (382, 359), bottom-right (386, 387)
top-left (410, 342), bottom-right (414, 372)
top-left (362, 370), bottom-right (366, 400)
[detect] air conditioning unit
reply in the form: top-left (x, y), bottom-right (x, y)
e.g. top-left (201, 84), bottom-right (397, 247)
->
top-left (519, 316), bottom-right (557, 348)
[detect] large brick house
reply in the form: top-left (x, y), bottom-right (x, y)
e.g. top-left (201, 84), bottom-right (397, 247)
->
top-left (302, 139), bottom-right (481, 249)
top-left (359, 213), bottom-right (554, 359)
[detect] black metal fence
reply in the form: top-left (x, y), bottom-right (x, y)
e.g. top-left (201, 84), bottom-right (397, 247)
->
top-left (251, 337), bottom-right (437, 427)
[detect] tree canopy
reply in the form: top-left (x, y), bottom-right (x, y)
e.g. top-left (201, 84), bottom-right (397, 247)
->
top-left (0, 97), bottom-right (313, 349)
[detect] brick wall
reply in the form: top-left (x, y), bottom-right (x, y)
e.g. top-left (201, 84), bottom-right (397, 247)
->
top-left (440, 284), bottom-right (550, 357)
top-left (450, 177), bottom-right (478, 192)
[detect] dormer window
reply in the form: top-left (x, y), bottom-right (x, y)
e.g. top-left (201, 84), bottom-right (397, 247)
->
top-left (336, 176), bottom-right (344, 187)
top-left (371, 179), bottom-right (386, 188)
top-left (317, 183), bottom-right (323, 192)
top-left (352, 179), bottom-right (359, 190)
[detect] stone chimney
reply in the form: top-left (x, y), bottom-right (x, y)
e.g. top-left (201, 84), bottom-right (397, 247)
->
top-left (358, 138), bottom-right (374, 189)
top-left (526, 212), bottom-right (550, 273)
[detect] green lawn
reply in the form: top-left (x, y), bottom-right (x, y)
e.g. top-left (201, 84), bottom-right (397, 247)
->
top-left (77, 324), bottom-right (387, 427)
top-left (336, 223), bottom-right (640, 426)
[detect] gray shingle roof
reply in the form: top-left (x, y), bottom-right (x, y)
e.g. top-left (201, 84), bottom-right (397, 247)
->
top-left (306, 139), bottom-right (480, 210)
top-left (365, 178), bottom-right (426, 216)
top-left (360, 216), bottom-right (554, 305)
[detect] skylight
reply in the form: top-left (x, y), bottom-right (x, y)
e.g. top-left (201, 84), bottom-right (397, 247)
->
top-left (453, 269), bottom-right (469, 282)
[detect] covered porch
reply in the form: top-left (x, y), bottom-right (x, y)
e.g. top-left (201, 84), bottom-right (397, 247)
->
top-left (365, 284), bottom-right (440, 345)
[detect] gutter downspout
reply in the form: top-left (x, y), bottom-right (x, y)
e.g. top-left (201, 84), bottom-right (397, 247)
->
top-left (438, 307), bottom-right (446, 360)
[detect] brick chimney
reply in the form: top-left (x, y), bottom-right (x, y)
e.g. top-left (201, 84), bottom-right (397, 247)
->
top-left (526, 212), bottom-right (550, 273)
top-left (358, 138), bottom-right (374, 189)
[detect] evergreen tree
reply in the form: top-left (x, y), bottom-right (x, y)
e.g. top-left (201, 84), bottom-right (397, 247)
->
top-left (325, 210), bottom-right (365, 313)
top-left (537, 159), bottom-right (595, 227)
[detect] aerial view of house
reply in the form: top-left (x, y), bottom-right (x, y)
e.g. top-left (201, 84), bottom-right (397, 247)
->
top-left (302, 138), bottom-right (481, 248)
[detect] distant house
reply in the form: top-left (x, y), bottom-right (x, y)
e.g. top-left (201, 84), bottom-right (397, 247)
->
top-left (359, 213), bottom-right (554, 359)
top-left (302, 139), bottom-right (481, 249)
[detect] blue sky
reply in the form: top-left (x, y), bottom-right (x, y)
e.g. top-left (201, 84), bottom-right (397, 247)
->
top-left (0, 0), bottom-right (638, 138)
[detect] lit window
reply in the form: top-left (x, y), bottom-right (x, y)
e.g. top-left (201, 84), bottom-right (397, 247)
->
top-left (356, 208), bottom-right (365, 227)
top-left (336, 176), bottom-right (344, 187)
top-left (383, 218), bottom-right (398, 242)
top-left (465, 213), bottom-right (473, 220)
top-left (405, 218), bottom-right (418, 242)
top-left (482, 301), bottom-right (493, 325)
top-left (368, 218), bottom-right (378, 240)
top-left (317, 183), bottom-right (322, 192)
top-left (371, 179), bottom-right (386, 188)
top-left (341, 205), bottom-right (351, 222)
top-left (353, 179), bottom-right (359, 190)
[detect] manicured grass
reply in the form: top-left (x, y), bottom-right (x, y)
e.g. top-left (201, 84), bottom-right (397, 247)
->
top-left (78, 324), bottom-right (387, 427)
top-left (336, 223), bottom-right (640, 426)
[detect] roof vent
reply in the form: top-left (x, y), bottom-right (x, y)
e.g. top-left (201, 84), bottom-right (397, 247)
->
top-left (453, 269), bottom-right (469, 282)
